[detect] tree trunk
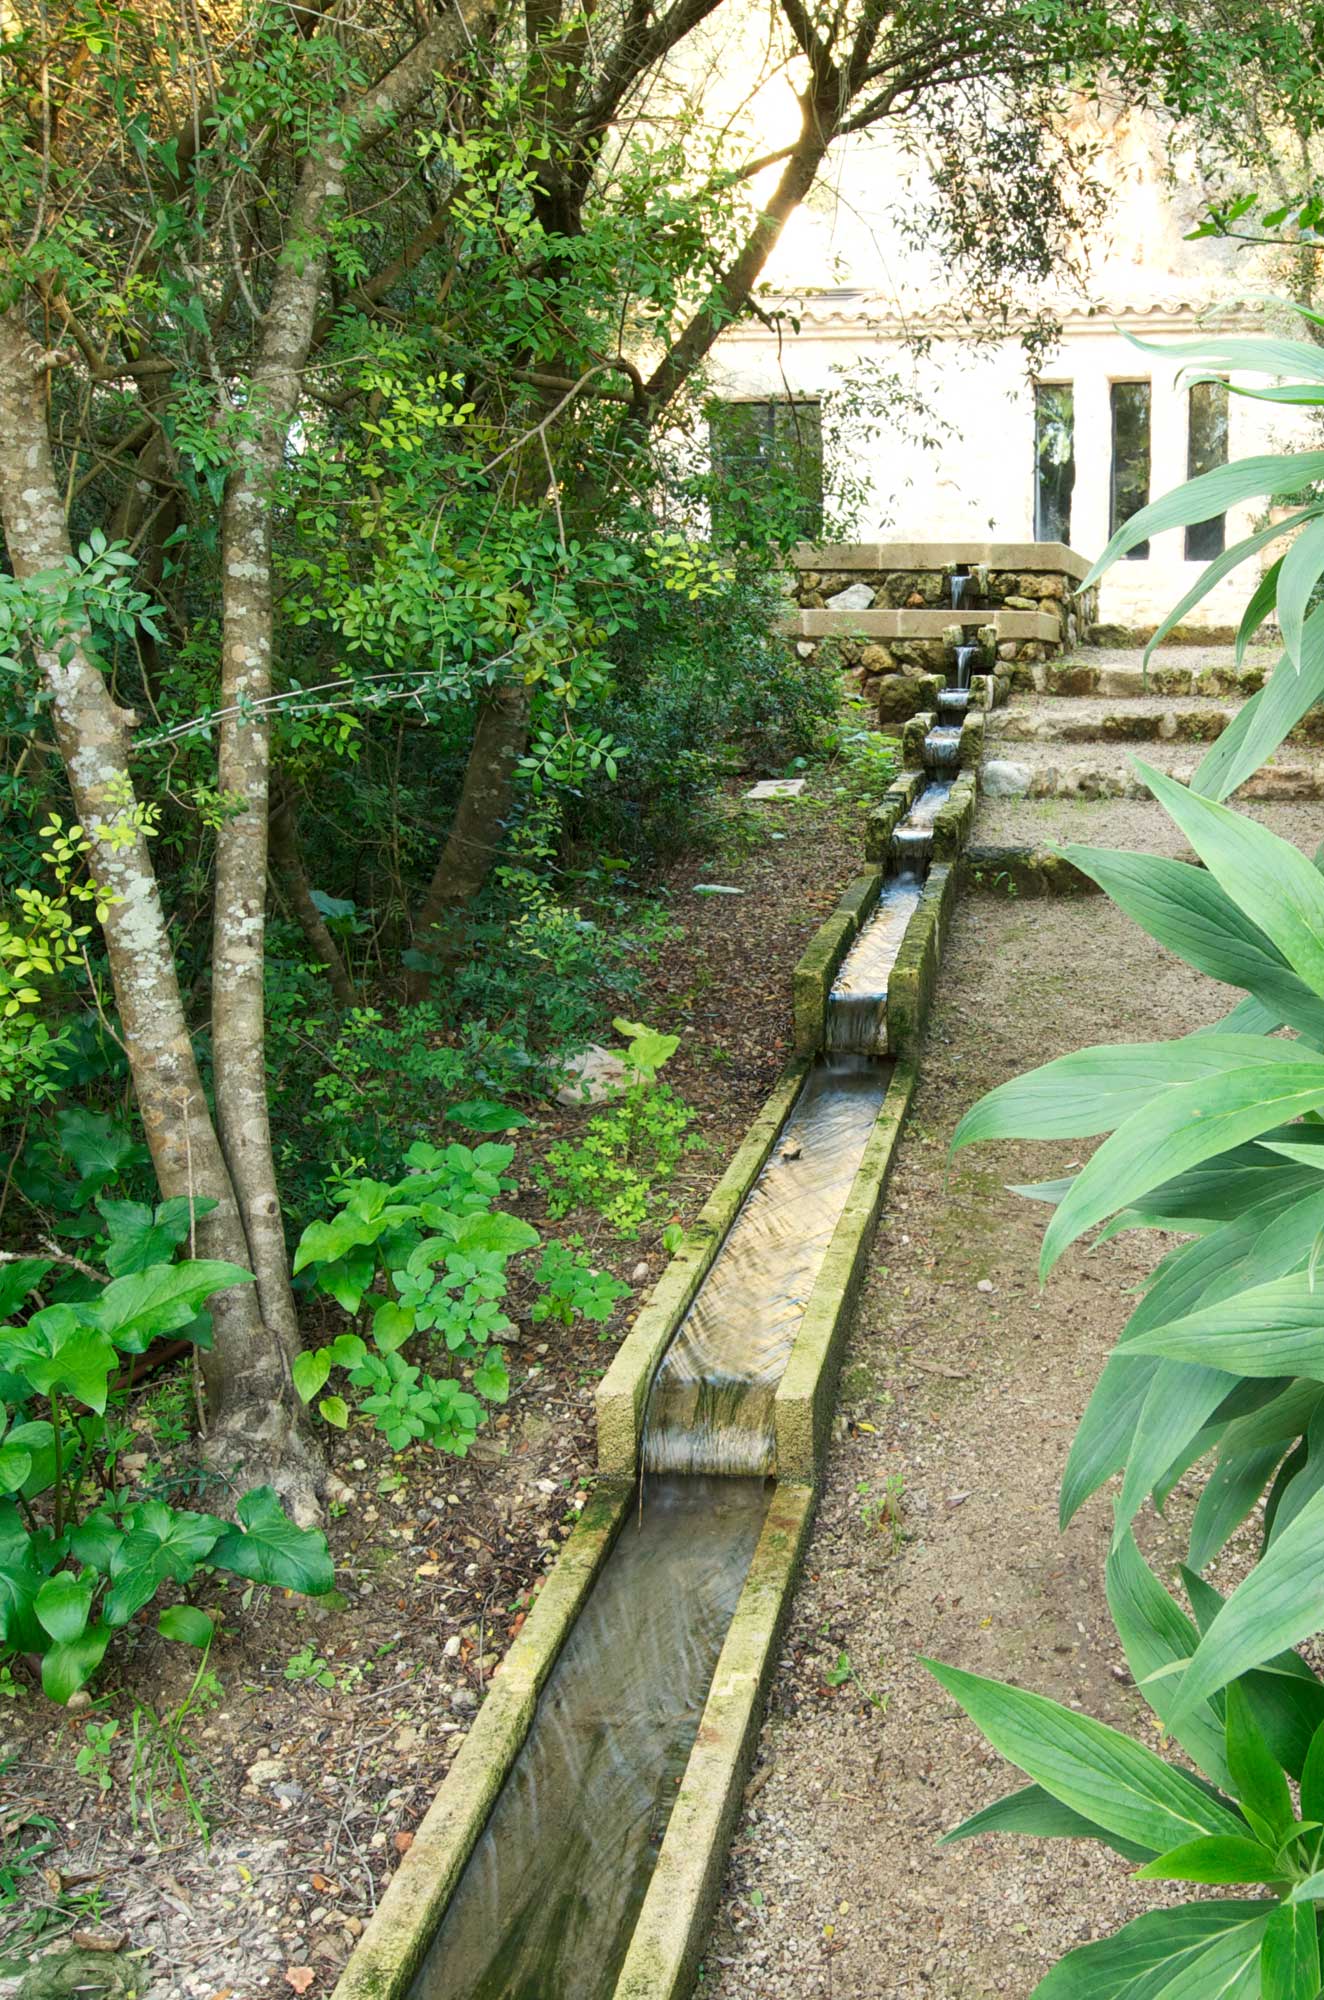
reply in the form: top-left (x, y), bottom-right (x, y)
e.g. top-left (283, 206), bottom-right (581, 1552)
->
top-left (269, 786), bottom-right (357, 1006)
top-left (0, 310), bottom-right (320, 1514)
top-left (406, 678), bottom-right (531, 1000)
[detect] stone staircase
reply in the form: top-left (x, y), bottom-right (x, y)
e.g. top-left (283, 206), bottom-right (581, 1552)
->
top-left (965, 642), bottom-right (1324, 881)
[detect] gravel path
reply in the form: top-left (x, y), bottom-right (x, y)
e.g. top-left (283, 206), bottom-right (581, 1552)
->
top-left (704, 890), bottom-right (1234, 2000)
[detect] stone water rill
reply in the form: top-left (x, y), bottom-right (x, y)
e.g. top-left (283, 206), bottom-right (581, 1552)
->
top-left (398, 759), bottom-right (966, 2000)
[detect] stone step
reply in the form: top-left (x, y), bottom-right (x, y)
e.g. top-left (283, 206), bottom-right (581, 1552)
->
top-left (988, 700), bottom-right (1324, 748)
top-left (1028, 657), bottom-right (1269, 700)
top-left (981, 742), bottom-right (1324, 802)
top-left (973, 792), bottom-right (1324, 862)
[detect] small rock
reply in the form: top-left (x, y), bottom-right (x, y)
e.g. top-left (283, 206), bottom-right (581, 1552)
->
top-left (67, 1689), bottom-right (93, 1713)
top-left (451, 1688), bottom-right (478, 1713)
top-left (246, 1757), bottom-right (286, 1784)
top-left (443, 1634), bottom-right (461, 1658)
top-left (979, 759), bottom-right (1031, 799)
top-left (977, 1278), bottom-right (994, 1294)
top-left (555, 1044), bottom-right (629, 1108)
top-left (631, 1261), bottom-right (650, 1283)
top-left (826, 582), bottom-right (875, 612)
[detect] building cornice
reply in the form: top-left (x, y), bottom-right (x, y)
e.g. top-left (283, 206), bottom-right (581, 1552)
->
top-left (717, 288), bottom-right (1259, 345)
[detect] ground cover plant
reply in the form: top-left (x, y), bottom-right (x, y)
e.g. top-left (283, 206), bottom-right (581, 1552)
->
top-left (932, 308), bottom-right (1324, 1994)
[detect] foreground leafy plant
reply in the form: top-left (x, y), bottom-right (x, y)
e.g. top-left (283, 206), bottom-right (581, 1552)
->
top-left (535, 1018), bottom-right (699, 1236)
top-left (0, 1228), bottom-right (332, 1703)
top-left (931, 304), bottom-right (1324, 1994)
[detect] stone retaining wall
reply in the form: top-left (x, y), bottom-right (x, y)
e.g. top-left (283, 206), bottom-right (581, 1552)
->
top-left (788, 541), bottom-right (1098, 724)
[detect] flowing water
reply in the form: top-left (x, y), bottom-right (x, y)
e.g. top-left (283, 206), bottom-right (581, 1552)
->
top-left (953, 644), bottom-right (981, 689)
top-left (641, 1056), bottom-right (890, 1476)
top-left (936, 687), bottom-right (969, 717)
top-left (922, 724), bottom-right (962, 769)
top-left (826, 873), bottom-right (924, 1055)
top-left (890, 778), bottom-right (953, 871)
top-left (949, 571), bottom-right (970, 611)
top-left (409, 1477), bottom-right (769, 2000)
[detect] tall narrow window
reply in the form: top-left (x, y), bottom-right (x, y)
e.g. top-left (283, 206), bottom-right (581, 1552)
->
top-left (709, 399), bottom-right (824, 543)
top-left (1110, 381), bottom-right (1152, 558)
top-left (1033, 383), bottom-right (1075, 544)
top-left (1186, 379), bottom-right (1229, 560)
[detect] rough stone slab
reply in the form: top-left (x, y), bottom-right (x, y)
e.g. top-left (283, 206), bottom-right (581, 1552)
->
top-left (958, 708), bottom-right (986, 766)
top-left (835, 867), bottom-right (885, 931)
top-left (792, 540), bottom-right (1090, 580)
top-left (775, 1062), bottom-right (917, 1480)
top-left (933, 771), bottom-right (978, 861)
top-left (902, 710), bottom-right (936, 771)
top-left (887, 862), bottom-right (958, 1060)
top-left (612, 1483), bottom-right (816, 2000)
top-left (792, 909), bottom-right (856, 1055)
top-left (865, 772), bottom-right (924, 862)
top-left (595, 1061), bottom-right (811, 1477)
top-left (744, 778), bottom-right (807, 799)
top-left (329, 1481), bottom-right (633, 2000)
top-left (795, 608), bottom-right (1061, 641)
top-left (963, 845), bottom-right (1101, 898)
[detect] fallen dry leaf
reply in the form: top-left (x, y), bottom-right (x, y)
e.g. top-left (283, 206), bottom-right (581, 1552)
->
top-left (284, 1970), bottom-right (315, 1995)
top-left (72, 1930), bottom-right (126, 1952)
top-left (393, 1830), bottom-right (414, 1854)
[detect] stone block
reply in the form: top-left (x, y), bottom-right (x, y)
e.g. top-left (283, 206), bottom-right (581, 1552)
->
top-left (826, 582), bottom-right (875, 612)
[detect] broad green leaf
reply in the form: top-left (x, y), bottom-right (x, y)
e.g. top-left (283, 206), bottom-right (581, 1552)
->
top-left (1142, 511), bottom-right (1318, 666)
top-left (1195, 608), bottom-right (1324, 800)
top-left (1266, 1406), bottom-right (1324, 1547)
top-left (0, 1258), bottom-right (52, 1317)
top-left (954, 1037), bottom-right (1304, 1153)
top-left (1132, 1271), bottom-right (1324, 1378)
top-left (372, 1301), bottom-right (414, 1353)
top-left (1234, 557), bottom-right (1283, 668)
top-left (1183, 1567), bottom-right (1324, 1780)
top-left (209, 1486), bottom-right (333, 1595)
top-left (327, 1333), bottom-right (367, 1368)
top-left (105, 1501), bottom-right (225, 1626)
top-left (1261, 1897), bottom-right (1320, 2000)
top-left (1058, 845), bottom-right (1324, 1045)
top-left (923, 1660), bottom-right (1246, 1851)
top-left (1177, 1484), bottom-right (1324, 1714)
top-left (1134, 1834), bottom-right (1285, 1884)
top-left (69, 1507), bottom-right (119, 1572)
top-left (1115, 1362), bottom-right (1236, 1542)
top-left (445, 1099), bottom-right (531, 1133)
top-left (941, 1781), bottom-right (1156, 1860)
top-left (34, 1572), bottom-right (93, 1645)
top-left (0, 1442), bottom-right (32, 1493)
top-left (1218, 1381), bottom-right (1324, 1456)
top-left (293, 1211), bottom-right (383, 1273)
top-left (1288, 1871), bottom-right (1324, 1902)
top-left (58, 1106), bottom-right (143, 1186)
top-left (1139, 764), bottom-right (1324, 998)
top-left (3, 1306), bottom-right (117, 1412)
top-left (1081, 448), bottom-right (1324, 578)
top-left (157, 1605), bottom-right (214, 1648)
top-left (1106, 1532), bottom-right (1228, 1786)
top-left (1026, 1901), bottom-right (1271, 2000)
top-left (1224, 1682), bottom-right (1294, 1845)
top-left (1278, 515), bottom-right (1324, 672)
top-left (97, 1195), bottom-right (211, 1276)
top-left (1040, 1062), bottom-right (1324, 1278)
top-left (318, 1395), bottom-right (349, 1429)
top-left (292, 1349), bottom-right (331, 1404)
top-left (1301, 1719), bottom-right (1324, 1825)
top-left (41, 1622), bottom-right (111, 1703)
top-left (309, 1244), bottom-right (376, 1313)
top-left (91, 1260), bottom-right (254, 1352)
top-left (453, 1212), bottom-right (540, 1258)
top-left (1189, 1443), bottom-right (1285, 1570)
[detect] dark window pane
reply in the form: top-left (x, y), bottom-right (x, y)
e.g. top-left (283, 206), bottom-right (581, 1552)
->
top-left (1111, 381), bottom-right (1151, 559)
top-left (1033, 383), bottom-right (1075, 544)
top-left (709, 399), bottom-right (824, 543)
top-left (1186, 379), bottom-right (1229, 560)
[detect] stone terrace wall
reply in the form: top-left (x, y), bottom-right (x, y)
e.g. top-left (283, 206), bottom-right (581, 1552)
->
top-left (788, 542), bottom-right (1099, 722)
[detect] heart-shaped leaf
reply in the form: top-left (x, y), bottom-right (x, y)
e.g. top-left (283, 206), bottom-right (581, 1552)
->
top-left (209, 1487), bottom-right (333, 1596)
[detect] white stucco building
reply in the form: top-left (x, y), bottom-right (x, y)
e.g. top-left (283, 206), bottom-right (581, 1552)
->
top-left (710, 106), bottom-right (1300, 632)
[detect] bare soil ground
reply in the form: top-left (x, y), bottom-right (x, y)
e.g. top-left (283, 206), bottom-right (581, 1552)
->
top-left (702, 878), bottom-right (1282, 1999)
top-left (1, 762), bottom-right (875, 2000)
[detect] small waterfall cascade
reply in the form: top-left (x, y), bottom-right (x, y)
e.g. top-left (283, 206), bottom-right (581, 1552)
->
top-left (953, 643), bottom-right (981, 689)
top-left (922, 723), bottom-right (962, 769)
top-left (949, 567), bottom-right (971, 611)
top-left (827, 873), bottom-right (923, 1054)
